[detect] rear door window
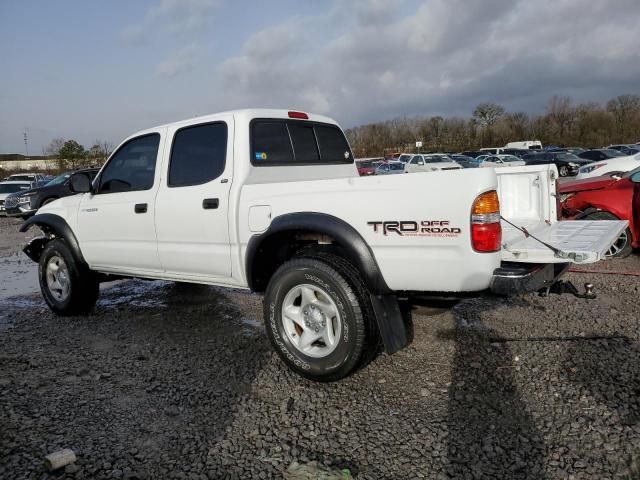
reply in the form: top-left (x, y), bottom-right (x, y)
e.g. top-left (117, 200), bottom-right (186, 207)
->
top-left (169, 122), bottom-right (227, 187)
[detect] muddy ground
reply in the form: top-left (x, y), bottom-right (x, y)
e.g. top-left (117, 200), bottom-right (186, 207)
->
top-left (0, 216), bottom-right (638, 479)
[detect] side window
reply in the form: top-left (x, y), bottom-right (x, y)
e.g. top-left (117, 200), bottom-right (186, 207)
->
top-left (98, 134), bottom-right (160, 194)
top-left (289, 123), bottom-right (320, 163)
top-left (252, 122), bottom-right (294, 163)
top-left (169, 123), bottom-right (227, 187)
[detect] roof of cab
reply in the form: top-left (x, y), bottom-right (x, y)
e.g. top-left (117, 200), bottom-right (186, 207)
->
top-left (129, 109), bottom-right (340, 138)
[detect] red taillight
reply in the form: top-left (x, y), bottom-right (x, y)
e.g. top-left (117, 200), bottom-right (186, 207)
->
top-left (288, 111), bottom-right (309, 119)
top-left (472, 223), bottom-right (502, 252)
top-left (471, 190), bottom-right (502, 252)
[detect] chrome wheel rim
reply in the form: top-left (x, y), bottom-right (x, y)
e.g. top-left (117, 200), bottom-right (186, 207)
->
top-left (46, 255), bottom-right (71, 301)
top-left (605, 230), bottom-right (629, 258)
top-left (281, 284), bottom-right (342, 358)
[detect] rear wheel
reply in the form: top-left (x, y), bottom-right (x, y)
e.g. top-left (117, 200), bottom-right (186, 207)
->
top-left (39, 239), bottom-right (99, 315)
top-left (263, 254), bottom-right (376, 381)
top-left (583, 211), bottom-right (633, 258)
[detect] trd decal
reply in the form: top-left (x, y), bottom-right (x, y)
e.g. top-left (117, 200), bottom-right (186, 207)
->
top-left (368, 220), bottom-right (462, 237)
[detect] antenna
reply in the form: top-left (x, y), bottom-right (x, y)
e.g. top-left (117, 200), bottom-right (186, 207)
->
top-left (23, 132), bottom-right (29, 156)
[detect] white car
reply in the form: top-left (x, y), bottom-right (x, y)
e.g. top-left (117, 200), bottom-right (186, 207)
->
top-left (19, 108), bottom-right (626, 381)
top-left (480, 155), bottom-right (526, 168)
top-left (0, 181), bottom-right (32, 215)
top-left (575, 153), bottom-right (640, 179)
top-left (404, 154), bottom-right (462, 173)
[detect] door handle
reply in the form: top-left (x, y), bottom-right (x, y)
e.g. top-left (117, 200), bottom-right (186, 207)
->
top-left (202, 198), bottom-right (219, 209)
top-left (134, 203), bottom-right (148, 214)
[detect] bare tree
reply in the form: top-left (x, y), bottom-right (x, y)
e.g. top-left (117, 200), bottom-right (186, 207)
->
top-left (472, 103), bottom-right (506, 129)
top-left (44, 137), bottom-right (66, 157)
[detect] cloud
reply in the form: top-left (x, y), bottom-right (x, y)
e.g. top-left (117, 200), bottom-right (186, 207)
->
top-left (156, 44), bottom-right (199, 77)
top-left (215, 0), bottom-right (640, 127)
top-left (120, 0), bottom-right (221, 44)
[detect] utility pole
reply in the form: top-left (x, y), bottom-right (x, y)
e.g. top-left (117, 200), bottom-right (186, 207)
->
top-left (23, 132), bottom-right (29, 156)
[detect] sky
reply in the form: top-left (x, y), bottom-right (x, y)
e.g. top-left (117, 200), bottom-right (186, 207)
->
top-left (1, 0), bottom-right (640, 154)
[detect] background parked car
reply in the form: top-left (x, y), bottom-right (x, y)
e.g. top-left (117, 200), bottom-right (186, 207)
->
top-left (404, 154), bottom-right (462, 173)
top-left (576, 150), bottom-right (640, 179)
top-left (0, 181), bottom-right (32, 215)
top-left (4, 173), bottom-right (47, 186)
top-left (522, 151), bottom-right (592, 176)
top-left (607, 144), bottom-right (640, 155)
top-left (355, 158), bottom-right (382, 176)
top-left (396, 154), bottom-right (413, 165)
top-left (449, 154), bottom-right (481, 168)
top-left (480, 155), bottom-right (526, 168)
top-left (563, 147), bottom-right (588, 156)
top-left (376, 161), bottom-right (405, 175)
top-left (560, 166), bottom-right (640, 257)
top-left (4, 168), bottom-right (99, 218)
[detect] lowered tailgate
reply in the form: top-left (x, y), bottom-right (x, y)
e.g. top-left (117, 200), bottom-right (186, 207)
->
top-left (496, 165), bottom-right (628, 264)
top-left (501, 220), bottom-right (628, 263)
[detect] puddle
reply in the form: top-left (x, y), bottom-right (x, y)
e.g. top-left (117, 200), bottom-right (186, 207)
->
top-left (0, 253), bottom-right (40, 300)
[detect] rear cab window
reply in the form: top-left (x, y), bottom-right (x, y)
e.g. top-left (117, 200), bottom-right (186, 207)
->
top-left (251, 119), bottom-right (353, 166)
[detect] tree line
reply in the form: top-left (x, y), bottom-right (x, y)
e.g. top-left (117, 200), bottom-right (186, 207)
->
top-left (344, 94), bottom-right (640, 157)
top-left (44, 138), bottom-right (114, 171)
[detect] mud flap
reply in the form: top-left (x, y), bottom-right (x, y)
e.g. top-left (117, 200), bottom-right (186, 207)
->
top-left (369, 293), bottom-right (409, 354)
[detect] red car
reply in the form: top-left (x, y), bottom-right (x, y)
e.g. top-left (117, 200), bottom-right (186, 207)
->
top-left (356, 158), bottom-right (382, 176)
top-left (559, 167), bottom-right (640, 257)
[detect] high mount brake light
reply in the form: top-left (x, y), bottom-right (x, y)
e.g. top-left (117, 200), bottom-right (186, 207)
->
top-left (471, 190), bottom-right (501, 253)
top-left (288, 111), bottom-right (309, 119)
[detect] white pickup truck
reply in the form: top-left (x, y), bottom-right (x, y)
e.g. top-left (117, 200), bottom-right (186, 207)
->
top-left (21, 109), bottom-right (627, 381)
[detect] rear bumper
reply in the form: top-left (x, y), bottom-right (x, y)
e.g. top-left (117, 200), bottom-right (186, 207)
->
top-left (490, 262), bottom-right (570, 295)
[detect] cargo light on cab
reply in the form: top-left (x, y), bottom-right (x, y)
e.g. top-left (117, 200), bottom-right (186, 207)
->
top-left (288, 111), bottom-right (309, 119)
top-left (471, 190), bottom-right (502, 252)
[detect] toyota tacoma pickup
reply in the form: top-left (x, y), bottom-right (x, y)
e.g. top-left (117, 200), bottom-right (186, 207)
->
top-left (20, 109), bottom-right (627, 381)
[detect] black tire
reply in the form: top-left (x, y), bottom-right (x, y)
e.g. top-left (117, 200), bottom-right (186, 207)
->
top-left (558, 165), bottom-right (569, 177)
top-left (264, 254), bottom-right (376, 381)
top-left (583, 211), bottom-right (633, 258)
top-left (39, 239), bottom-right (99, 316)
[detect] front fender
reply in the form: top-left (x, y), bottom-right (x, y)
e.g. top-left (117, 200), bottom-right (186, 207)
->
top-left (20, 213), bottom-right (87, 266)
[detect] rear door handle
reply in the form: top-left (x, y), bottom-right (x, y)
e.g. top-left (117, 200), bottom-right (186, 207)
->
top-left (134, 203), bottom-right (147, 214)
top-left (202, 198), bottom-right (219, 209)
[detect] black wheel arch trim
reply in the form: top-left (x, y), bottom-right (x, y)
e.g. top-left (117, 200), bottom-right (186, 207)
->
top-left (246, 212), bottom-right (391, 295)
top-left (20, 213), bottom-right (88, 267)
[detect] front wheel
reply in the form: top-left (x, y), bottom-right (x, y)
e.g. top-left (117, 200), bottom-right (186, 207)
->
top-left (559, 165), bottom-right (569, 177)
top-left (39, 239), bottom-right (100, 315)
top-left (263, 256), bottom-right (375, 381)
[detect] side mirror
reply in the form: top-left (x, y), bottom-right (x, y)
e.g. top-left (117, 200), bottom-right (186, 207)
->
top-left (69, 172), bottom-right (92, 193)
top-left (630, 171), bottom-right (640, 183)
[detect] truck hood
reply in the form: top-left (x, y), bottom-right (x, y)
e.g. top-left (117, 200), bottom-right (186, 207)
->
top-left (559, 176), bottom-right (618, 193)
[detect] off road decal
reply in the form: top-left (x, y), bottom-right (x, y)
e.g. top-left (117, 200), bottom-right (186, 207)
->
top-left (368, 220), bottom-right (462, 237)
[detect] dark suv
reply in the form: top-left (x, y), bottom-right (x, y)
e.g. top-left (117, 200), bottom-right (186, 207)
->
top-left (4, 168), bottom-right (99, 218)
top-left (523, 151), bottom-right (592, 177)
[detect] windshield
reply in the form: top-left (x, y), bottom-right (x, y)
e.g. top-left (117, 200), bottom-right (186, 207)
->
top-left (389, 163), bottom-right (404, 170)
top-left (7, 175), bottom-right (34, 182)
top-left (556, 153), bottom-right (579, 160)
top-left (0, 183), bottom-right (30, 194)
top-left (357, 161), bottom-right (374, 168)
top-left (425, 155), bottom-right (450, 163)
top-left (602, 149), bottom-right (625, 158)
top-left (501, 155), bottom-right (521, 162)
top-left (398, 154), bottom-right (412, 163)
top-left (46, 173), bottom-right (71, 186)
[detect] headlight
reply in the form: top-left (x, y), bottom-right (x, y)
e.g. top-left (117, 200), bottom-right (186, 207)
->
top-left (579, 163), bottom-right (605, 174)
top-left (559, 193), bottom-right (576, 202)
top-left (18, 196), bottom-right (33, 205)
top-left (568, 162), bottom-right (578, 167)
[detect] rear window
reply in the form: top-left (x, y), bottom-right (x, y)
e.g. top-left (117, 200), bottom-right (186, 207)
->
top-left (251, 119), bottom-right (352, 165)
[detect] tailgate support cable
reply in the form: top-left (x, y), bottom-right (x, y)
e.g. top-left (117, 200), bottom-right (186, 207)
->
top-left (500, 215), bottom-right (564, 257)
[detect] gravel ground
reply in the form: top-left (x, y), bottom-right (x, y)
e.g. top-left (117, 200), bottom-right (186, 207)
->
top-left (0, 217), bottom-right (639, 479)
